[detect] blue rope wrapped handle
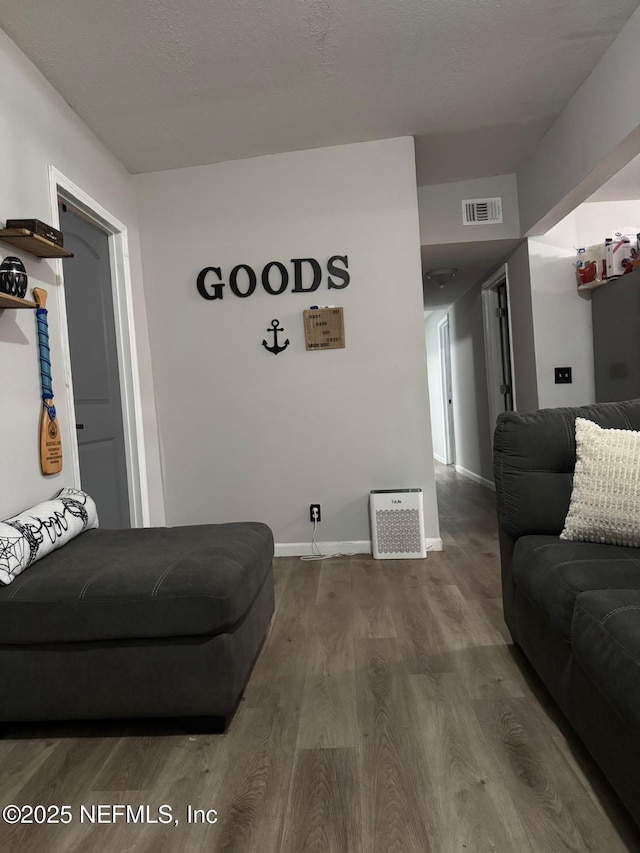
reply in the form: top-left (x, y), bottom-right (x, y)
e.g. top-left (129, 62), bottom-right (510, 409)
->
top-left (36, 307), bottom-right (56, 420)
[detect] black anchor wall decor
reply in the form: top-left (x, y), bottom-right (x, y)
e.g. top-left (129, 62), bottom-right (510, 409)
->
top-left (262, 319), bottom-right (290, 355)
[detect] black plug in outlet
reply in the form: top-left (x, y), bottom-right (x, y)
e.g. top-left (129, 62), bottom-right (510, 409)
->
top-left (309, 504), bottom-right (321, 523)
top-left (555, 367), bottom-right (572, 384)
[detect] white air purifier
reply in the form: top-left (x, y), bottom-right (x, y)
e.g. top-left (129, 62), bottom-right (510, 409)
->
top-left (369, 489), bottom-right (426, 560)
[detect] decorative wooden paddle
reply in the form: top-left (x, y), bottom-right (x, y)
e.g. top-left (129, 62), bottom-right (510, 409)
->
top-left (33, 288), bottom-right (63, 474)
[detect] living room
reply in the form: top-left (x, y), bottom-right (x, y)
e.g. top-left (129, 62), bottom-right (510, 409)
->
top-left (1, 2), bottom-right (640, 851)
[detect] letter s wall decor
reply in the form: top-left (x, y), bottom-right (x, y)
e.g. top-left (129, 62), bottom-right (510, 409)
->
top-left (196, 255), bottom-right (350, 301)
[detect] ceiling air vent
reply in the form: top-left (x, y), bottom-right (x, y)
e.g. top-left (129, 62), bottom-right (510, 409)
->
top-left (462, 197), bottom-right (503, 225)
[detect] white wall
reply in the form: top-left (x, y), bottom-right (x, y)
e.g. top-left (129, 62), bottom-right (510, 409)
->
top-left (527, 200), bottom-right (640, 410)
top-left (424, 246), bottom-right (538, 486)
top-left (0, 30), bottom-right (164, 523)
top-left (518, 7), bottom-right (640, 235)
top-left (418, 174), bottom-right (520, 246)
top-left (575, 200), bottom-right (640, 246)
top-left (134, 138), bottom-right (440, 551)
top-left (425, 247), bottom-right (538, 488)
top-left (425, 311), bottom-right (448, 463)
top-left (448, 283), bottom-right (494, 487)
top-left (505, 243), bottom-right (538, 413)
top-left (528, 212), bottom-right (596, 408)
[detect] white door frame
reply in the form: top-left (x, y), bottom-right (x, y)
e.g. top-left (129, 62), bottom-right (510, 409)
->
top-left (481, 263), bottom-right (517, 433)
top-left (47, 166), bottom-right (151, 527)
top-left (437, 314), bottom-right (455, 465)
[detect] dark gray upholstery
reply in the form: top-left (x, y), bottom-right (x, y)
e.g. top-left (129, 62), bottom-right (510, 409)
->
top-left (494, 399), bottom-right (640, 632)
top-left (513, 535), bottom-right (640, 638)
top-left (573, 589), bottom-right (640, 737)
top-left (494, 399), bottom-right (640, 540)
top-left (0, 523), bottom-right (273, 644)
top-left (494, 399), bottom-right (640, 828)
top-left (0, 522), bottom-right (275, 727)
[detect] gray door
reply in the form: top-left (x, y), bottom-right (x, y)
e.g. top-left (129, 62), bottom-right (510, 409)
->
top-left (59, 204), bottom-right (131, 528)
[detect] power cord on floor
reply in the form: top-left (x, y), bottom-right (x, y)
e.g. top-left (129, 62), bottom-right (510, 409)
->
top-left (300, 518), bottom-right (345, 560)
top-left (299, 511), bottom-right (432, 561)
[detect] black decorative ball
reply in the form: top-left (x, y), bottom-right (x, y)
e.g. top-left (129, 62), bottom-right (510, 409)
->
top-left (0, 256), bottom-right (28, 298)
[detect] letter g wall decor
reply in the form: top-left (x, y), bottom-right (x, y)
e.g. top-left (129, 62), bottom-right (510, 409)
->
top-left (196, 255), bottom-right (350, 301)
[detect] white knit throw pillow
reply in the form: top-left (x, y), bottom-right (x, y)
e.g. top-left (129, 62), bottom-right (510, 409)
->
top-left (561, 418), bottom-right (640, 547)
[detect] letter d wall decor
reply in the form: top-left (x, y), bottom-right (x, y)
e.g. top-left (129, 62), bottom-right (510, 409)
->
top-left (196, 253), bottom-right (350, 359)
top-left (196, 255), bottom-right (350, 302)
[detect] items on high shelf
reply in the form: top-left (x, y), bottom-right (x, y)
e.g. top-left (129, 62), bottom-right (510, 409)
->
top-left (0, 218), bottom-right (72, 308)
top-left (576, 229), bottom-right (640, 294)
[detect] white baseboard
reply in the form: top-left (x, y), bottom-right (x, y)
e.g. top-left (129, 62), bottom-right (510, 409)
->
top-left (275, 537), bottom-right (443, 557)
top-left (275, 540), bottom-right (370, 558)
top-left (433, 453), bottom-right (447, 465)
top-left (454, 465), bottom-right (496, 492)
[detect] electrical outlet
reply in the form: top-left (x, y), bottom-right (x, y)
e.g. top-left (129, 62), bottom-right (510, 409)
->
top-left (555, 367), bottom-right (572, 384)
top-left (309, 504), bottom-right (321, 523)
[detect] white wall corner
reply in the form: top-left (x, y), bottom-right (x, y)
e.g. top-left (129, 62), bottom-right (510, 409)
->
top-left (454, 465), bottom-right (496, 492)
top-left (517, 7), bottom-right (640, 236)
top-left (527, 207), bottom-right (598, 409)
top-left (418, 174), bottom-right (520, 246)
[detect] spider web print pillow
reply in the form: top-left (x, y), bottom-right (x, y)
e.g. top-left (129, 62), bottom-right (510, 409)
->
top-left (0, 488), bottom-right (99, 586)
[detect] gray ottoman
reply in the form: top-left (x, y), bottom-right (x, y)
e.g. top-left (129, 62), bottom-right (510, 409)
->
top-left (0, 522), bottom-right (274, 730)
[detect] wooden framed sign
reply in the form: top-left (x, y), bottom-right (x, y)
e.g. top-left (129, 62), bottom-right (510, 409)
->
top-left (303, 307), bottom-right (345, 351)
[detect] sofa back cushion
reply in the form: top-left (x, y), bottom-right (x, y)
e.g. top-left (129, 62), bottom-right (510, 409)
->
top-left (494, 400), bottom-right (640, 541)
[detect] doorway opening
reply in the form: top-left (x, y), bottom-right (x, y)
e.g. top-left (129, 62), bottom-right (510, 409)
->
top-left (48, 166), bottom-right (150, 526)
top-left (482, 265), bottom-right (516, 434)
top-left (59, 203), bottom-right (131, 528)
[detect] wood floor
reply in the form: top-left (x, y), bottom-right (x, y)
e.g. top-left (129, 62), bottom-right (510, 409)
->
top-left (1, 465), bottom-right (640, 852)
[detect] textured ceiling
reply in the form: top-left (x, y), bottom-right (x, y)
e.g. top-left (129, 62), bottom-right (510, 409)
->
top-left (0, 0), bottom-right (637, 183)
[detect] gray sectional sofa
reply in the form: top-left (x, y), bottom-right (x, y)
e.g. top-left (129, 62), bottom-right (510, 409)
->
top-left (494, 399), bottom-right (640, 827)
top-left (0, 521), bottom-right (274, 730)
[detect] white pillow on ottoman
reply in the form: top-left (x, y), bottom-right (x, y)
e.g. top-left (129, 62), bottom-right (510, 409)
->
top-left (0, 488), bottom-right (99, 586)
top-left (561, 418), bottom-right (640, 547)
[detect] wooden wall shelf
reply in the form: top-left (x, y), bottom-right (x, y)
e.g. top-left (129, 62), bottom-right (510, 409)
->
top-left (0, 292), bottom-right (36, 309)
top-left (0, 228), bottom-right (73, 258)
